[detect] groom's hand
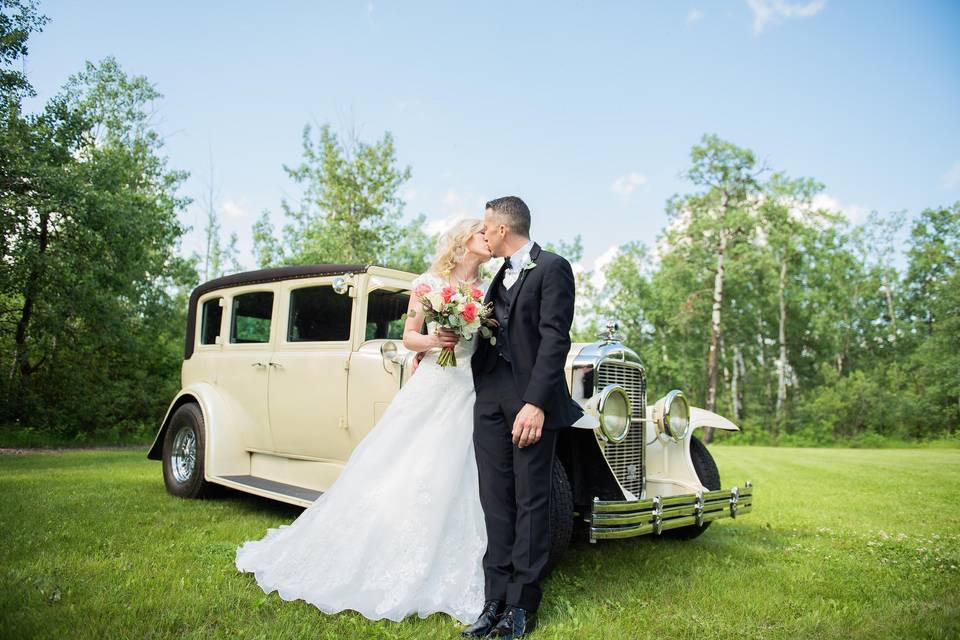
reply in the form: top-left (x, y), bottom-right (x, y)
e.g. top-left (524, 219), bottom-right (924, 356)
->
top-left (512, 403), bottom-right (545, 448)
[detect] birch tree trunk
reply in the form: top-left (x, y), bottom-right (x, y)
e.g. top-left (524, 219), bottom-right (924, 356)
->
top-left (882, 270), bottom-right (898, 346)
top-left (776, 259), bottom-right (789, 430)
top-left (703, 229), bottom-right (726, 443)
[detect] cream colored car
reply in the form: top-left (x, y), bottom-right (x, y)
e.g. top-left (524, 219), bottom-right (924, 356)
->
top-left (148, 264), bottom-right (753, 554)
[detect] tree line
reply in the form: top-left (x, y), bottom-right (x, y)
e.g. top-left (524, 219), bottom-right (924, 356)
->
top-left (1, 1), bottom-right (956, 445)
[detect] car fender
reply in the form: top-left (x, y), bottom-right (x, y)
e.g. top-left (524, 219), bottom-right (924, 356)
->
top-left (146, 383), bottom-right (234, 479)
top-left (688, 406), bottom-right (740, 433)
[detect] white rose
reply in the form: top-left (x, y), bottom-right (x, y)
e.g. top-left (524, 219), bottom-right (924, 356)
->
top-left (426, 292), bottom-right (444, 310)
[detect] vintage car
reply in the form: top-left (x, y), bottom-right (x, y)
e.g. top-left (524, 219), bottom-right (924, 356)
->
top-left (148, 263), bottom-right (752, 559)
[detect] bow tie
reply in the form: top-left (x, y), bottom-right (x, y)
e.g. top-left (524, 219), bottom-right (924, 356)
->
top-left (503, 256), bottom-right (513, 270)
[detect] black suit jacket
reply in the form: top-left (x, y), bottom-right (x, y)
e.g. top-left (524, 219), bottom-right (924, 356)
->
top-left (471, 242), bottom-right (585, 430)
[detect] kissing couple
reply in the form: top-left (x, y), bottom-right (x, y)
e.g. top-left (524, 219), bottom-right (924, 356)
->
top-left (236, 195), bottom-right (584, 639)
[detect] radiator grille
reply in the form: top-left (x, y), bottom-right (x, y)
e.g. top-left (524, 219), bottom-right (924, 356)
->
top-left (595, 361), bottom-right (646, 497)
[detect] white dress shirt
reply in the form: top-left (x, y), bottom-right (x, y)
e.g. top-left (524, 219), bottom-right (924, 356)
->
top-left (502, 239), bottom-right (535, 290)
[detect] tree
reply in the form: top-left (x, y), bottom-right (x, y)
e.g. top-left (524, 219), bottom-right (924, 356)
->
top-left (279, 123), bottom-right (412, 265)
top-left (757, 173), bottom-right (835, 428)
top-left (903, 203), bottom-right (960, 434)
top-left (197, 156), bottom-right (241, 280)
top-left (0, 0), bottom-right (48, 102)
top-left (661, 134), bottom-right (767, 441)
top-left (1, 54), bottom-right (192, 433)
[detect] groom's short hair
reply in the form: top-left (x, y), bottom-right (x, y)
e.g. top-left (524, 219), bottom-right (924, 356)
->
top-left (485, 196), bottom-right (531, 238)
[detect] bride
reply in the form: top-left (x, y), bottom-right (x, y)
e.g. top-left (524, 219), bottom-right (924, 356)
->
top-left (235, 218), bottom-right (494, 626)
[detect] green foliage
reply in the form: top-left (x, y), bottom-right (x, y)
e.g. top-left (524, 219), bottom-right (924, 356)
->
top-left (0, 44), bottom-right (195, 437)
top-left (0, 0), bottom-right (48, 100)
top-left (250, 123), bottom-right (434, 274)
top-left (585, 133), bottom-right (959, 443)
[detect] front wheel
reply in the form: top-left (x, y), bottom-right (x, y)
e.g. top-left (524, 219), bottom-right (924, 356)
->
top-left (662, 435), bottom-right (720, 540)
top-left (547, 458), bottom-right (574, 571)
top-left (162, 403), bottom-right (212, 499)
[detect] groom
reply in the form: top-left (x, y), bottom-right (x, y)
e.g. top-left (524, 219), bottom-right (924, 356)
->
top-left (463, 196), bottom-right (584, 639)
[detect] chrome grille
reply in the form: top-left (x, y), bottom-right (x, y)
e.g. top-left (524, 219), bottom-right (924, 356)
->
top-left (595, 361), bottom-right (646, 497)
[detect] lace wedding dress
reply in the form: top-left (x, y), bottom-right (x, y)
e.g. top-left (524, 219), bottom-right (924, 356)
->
top-left (235, 271), bottom-right (489, 624)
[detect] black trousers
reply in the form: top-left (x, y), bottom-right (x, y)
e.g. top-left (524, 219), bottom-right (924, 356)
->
top-left (473, 356), bottom-right (557, 612)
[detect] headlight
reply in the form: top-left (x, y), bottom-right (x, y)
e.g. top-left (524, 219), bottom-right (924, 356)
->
top-left (653, 389), bottom-right (690, 441)
top-left (588, 384), bottom-right (631, 443)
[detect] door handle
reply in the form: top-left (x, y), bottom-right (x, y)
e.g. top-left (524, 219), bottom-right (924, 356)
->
top-left (268, 361), bottom-right (283, 368)
top-left (251, 362), bottom-right (266, 368)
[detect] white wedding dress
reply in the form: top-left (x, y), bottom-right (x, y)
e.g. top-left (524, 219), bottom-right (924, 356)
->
top-left (235, 271), bottom-right (489, 624)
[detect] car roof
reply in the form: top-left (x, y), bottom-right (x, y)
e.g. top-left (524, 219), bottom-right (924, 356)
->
top-left (183, 263), bottom-right (416, 360)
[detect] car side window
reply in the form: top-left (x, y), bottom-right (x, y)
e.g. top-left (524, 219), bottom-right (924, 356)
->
top-left (288, 285), bottom-right (352, 342)
top-left (365, 288), bottom-right (412, 340)
top-left (200, 297), bottom-right (223, 345)
top-left (230, 291), bottom-right (274, 343)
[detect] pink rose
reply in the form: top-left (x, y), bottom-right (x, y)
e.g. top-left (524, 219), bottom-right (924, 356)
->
top-left (470, 286), bottom-right (483, 300)
top-left (441, 286), bottom-right (456, 303)
top-left (414, 283), bottom-right (432, 297)
top-left (461, 302), bottom-right (478, 322)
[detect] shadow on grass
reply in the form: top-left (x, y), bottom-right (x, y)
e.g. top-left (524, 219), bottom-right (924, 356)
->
top-left (213, 483), bottom-right (306, 520)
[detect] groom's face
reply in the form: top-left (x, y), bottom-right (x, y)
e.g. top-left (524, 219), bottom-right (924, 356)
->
top-left (482, 209), bottom-right (506, 257)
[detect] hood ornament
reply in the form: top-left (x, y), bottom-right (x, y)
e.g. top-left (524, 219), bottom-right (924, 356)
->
top-left (597, 320), bottom-right (624, 344)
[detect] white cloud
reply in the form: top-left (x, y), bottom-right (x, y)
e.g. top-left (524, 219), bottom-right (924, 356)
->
top-left (395, 99), bottom-right (421, 112)
top-left (941, 162), bottom-right (960, 189)
top-left (811, 193), bottom-right (870, 225)
top-left (610, 172), bottom-right (649, 197)
top-left (221, 198), bottom-right (248, 220)
top-left (687, 8), bottom-right (704, 23)
top-left (424, 215), bottom-right (461, 237)
top-left (746, 0), bottom-right (826, 35)
top-left (590, 244), bottom-right (621, 291)
top-left (439, 187), bottom-right (486, 220)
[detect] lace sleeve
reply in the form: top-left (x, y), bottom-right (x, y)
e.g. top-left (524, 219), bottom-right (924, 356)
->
top-left (411, 270), bottom-right (441, 292)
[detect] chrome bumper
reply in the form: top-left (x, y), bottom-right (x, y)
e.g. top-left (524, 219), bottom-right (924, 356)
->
top-left (589, 481), bottom-right (753, 542)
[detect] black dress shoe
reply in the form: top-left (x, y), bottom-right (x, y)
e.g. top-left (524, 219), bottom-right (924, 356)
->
top-left (460, 599), bottom-right (505, 637)
top-left (486, 606), bottom-right (537, 638)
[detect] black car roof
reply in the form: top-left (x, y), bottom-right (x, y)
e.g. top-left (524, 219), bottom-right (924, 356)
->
top-left (183, 263), bottom-right (370, 360)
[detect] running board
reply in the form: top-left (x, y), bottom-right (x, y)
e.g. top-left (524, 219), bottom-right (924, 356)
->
top-left (216, 475), bottom-right (323, 504)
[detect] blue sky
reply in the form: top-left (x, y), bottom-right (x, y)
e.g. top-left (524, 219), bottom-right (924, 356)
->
top-left (20, 1), bottom-right (960, 277)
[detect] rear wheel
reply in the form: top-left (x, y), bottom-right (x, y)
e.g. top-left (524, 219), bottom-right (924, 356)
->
top-left (547, 458), bottom-right (574, 571)
top-left (662, 435), bottom-right (720, 540)
top-left (162, 403), bottom-right (212, 499)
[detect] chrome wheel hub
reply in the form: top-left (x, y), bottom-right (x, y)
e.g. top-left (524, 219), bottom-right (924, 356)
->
top-left (171, 425), bottom-right (197, 483)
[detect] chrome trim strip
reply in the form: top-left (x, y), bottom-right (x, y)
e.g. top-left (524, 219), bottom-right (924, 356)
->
top-left (589, 483), bottom-right (754, 542)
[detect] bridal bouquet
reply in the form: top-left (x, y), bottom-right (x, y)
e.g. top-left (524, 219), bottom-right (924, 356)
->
top-left (410, 281), bottom-right (497, 367)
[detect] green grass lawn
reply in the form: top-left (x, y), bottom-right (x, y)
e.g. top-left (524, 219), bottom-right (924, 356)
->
top-left (1, 446), bottom-right (957, 640)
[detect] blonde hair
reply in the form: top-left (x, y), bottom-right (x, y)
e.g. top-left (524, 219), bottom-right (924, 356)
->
top-left (429, 218), bottom-right (484, 277)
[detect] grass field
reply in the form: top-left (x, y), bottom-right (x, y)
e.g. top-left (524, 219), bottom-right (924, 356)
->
top-left (1, 446), bottom-right (957, 639)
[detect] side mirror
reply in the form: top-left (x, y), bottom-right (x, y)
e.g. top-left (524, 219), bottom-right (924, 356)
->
top-left (380, 341), bottom-right (406, 373)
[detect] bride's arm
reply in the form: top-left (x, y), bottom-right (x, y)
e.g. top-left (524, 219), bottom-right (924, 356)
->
top-left (401, 291), bottom-right (459, 352)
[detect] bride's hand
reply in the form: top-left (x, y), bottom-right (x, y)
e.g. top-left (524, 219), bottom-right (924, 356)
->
top-left (410, 351), bottom-right (426, 375)
top-left (436, 327), bottom-right (460, 348)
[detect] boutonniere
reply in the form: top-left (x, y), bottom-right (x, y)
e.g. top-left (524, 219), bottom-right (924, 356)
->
top-left (521, 260), bottom-right (537, 272)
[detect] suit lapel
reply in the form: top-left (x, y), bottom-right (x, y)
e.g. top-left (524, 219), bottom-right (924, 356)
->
top-left (505, 242), bottom-right (541, 320)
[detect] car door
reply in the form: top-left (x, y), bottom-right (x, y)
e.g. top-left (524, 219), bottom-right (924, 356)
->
top-left (267, 278), bottom-right (354, 461)
top-left (217, 286), bottom-right (277, 452)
